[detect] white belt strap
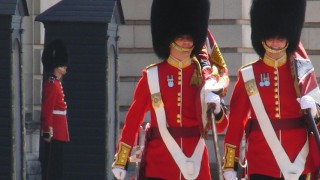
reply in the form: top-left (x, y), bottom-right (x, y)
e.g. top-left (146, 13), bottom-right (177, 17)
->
top-left (53, 110), bottom-right (67, 115)
top-left (241, 66), bottom-right (309, 180)
top-left (147, 66), bottom-right (205, 180)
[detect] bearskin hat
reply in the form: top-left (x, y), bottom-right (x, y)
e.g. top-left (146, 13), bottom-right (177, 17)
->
top-left (250, 0), bottom-right (306, 57)
top-left (42, 39), bottom-right (68, 73)
top-left (151, 0), bottom-right (210, 59)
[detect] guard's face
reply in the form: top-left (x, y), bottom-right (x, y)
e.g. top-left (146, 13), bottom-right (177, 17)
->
top-left (57, 66), bottom-right (67, 76)
top-left (264, 37), bottom-right (288, 51)
top-left (173, 35), bottom-right (194, 49)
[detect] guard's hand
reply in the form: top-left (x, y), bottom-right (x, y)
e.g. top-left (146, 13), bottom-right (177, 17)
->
top-left (42, 130), bottom-right (53, 142)
top-left (223, 170), bottom-right (238, 180)
top-left (204, 78), bottom-right (223, 95)
top-left (43, 137), bottom-right (52, 142)
top-left (112, 167), bottom-right (126, 180)
top-left (205, 92), bottom-right (221, 114)
top-left (297, 95), bottom-right (317, 118)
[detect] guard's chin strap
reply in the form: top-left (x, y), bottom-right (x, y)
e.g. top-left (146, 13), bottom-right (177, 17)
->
top-left (170, 42), bottom-right (194, 52)
top-left (262, 41), bottom-right (288, 54)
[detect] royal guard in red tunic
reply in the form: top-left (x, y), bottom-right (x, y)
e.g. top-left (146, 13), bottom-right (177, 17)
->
top-left (111, 0), bottom-right (228, 179)
top-left (39, 39), bottom-right (69, 180)
top-left (222, 0), bottom-right (320, 180)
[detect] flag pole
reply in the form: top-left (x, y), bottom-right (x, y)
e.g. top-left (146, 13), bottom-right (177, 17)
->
top-left (210, 108), bottom-right (224, 180)
top-left (305, 109), bottom-right (320, 153)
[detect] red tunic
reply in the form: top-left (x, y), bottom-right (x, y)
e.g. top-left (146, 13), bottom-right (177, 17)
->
top-left (224, 58), bottom-right (320, 177)
top-left (41, 76), bottom-right (69, 142)
top-left (118, 60), bottom-right (227, 180)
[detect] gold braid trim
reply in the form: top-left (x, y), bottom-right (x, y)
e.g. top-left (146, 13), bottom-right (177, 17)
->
top-left (112, 142), bottom-right (132, 168)
top-left (146, 62), bottom-right (160, 70)
top-left (190, 56), bottom-right (203, 87)
top-left (223, 143), bottom-right (238, 170)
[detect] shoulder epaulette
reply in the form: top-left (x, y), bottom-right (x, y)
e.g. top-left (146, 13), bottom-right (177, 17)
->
top-left (48, 76), bottom-right (56, 83)
top-left (146, 62), bottom-right (161, 69)
top-left (240, 59), bottom-right (259, 70)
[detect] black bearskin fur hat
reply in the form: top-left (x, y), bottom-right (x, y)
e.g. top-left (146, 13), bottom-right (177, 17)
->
top-left (250, 0), bottom-right (306, 57)
top-left (151, 0), bottom-right (210, 59)
top-left (42, 39), bottom-right (68, 73)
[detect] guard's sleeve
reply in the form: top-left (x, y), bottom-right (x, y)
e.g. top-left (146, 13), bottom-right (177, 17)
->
top-left (119, 70), bottom-right (151, 146)
top-left (41, 80), bottom-right (58, 133)
top-left (197, 41), bottom-right (212, 80)
top-left (214, 103), bottom-right (229, 133)
top-left (113, 70), bottom-right (151, 168)
top-left (223, 70), bottom-right (250, 171)
top-left (209, 35), bottom-right (229, 97)
top-left (200, 30), bottom-right (230, 97)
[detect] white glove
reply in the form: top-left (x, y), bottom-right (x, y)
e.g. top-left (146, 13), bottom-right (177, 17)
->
top-left (223, 170), bottom-right (238, 180)
top-left (204, 78), bottom-right (224, 95)
top-left (112, 167), bottom-right (126, 180)
top-left (204, 78), bottom-right (217, 93)
top-left (297, 95), bottom-right (317, 118)
top-left (205, 92), bottom-right (221, 114)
